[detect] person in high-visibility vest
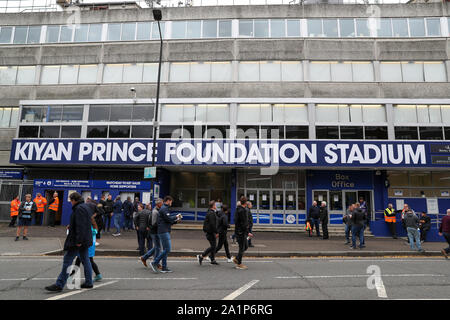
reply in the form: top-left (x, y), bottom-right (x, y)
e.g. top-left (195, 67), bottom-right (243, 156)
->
top-left (33, 193), bottom-right (47, 226)
top-left (9, 196), bottom-right (21, 227)
top-left (384, 203), bottom-right (398, 239)
top-left (48, 192), bottom-right (59, 227)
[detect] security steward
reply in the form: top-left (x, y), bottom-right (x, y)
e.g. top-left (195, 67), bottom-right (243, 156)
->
top-left (9, 195), bottom-right (21, 227)
top-left (33, 193), bottom-right (47, 226)
top-left (384, 203), bottom-right (398, 239)
top-left (48, 192), bottom-right (60, 227)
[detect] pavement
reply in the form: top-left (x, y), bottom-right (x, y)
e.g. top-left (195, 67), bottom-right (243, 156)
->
top-left (1, 223), bottom-right (448, 258)
top-left (0, 256), bottom-right (449, 300)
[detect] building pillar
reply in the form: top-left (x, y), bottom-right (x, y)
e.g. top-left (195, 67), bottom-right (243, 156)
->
top-left (230, 168), bottom-right (237, 224)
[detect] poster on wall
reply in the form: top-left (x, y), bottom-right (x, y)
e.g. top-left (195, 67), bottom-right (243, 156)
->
top-left (396, 199), bottom-right (404, 211)
top-left (426, 198), bottom-right (439, 214)
top-left (142, 192), bottom-right (151, 205)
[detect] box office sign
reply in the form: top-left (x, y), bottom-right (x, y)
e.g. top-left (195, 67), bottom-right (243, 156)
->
top-left (10, 139), bottom-right (450, 168)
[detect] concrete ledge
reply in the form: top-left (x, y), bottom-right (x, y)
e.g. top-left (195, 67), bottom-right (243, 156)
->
top-left (44, 249), bottom-right (444, 258)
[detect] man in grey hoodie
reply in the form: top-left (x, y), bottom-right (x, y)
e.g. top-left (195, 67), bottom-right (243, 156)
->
top-left (404, 210), bottom-right (425, 252)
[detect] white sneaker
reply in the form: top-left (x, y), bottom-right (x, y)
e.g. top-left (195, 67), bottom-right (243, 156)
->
top-left (112, 233), bottom-right (121, 237)
top-left (95, 242), bottom-right (100, 246)
top-left (227, 258), bottom-right (233, 263)
top-left (205, 256), bottom-right (211, 262)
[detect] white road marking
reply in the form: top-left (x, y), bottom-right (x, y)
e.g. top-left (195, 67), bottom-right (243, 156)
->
top-left (223, 280), bottom-right (260, 301)
top-left (275, 274), bottom-right (445, 279)
top-left (45, 280), bottom-right (118, 300)
top-left (328, 259), bottom-right (448, 263)
top-left (0, 278), bottom-right (27, 281)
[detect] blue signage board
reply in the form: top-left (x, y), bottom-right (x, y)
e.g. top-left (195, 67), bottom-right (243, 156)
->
top-left (0, 169), bottom-right (23, 179)
top-left (308, 170), bottom-right (374, 190)
top-left (92, 180), bottom-right (152, 190)
top-left (33, 179), bottom-right (151, 190)
top-left (10, 139), bottom-right (450, 168)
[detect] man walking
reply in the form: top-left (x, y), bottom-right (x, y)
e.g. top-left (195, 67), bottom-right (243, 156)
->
top-left (247, 201), bottom-right (254, 247)
top-left (215, 204), bottom-right (232, 263)
top-left (48, 192), bottom-right (59, 227)
top-left (197, 201), bottom-right (220, 265)
top-left (404, 210), bottom-right (425, 252)
top-left (122, 196), bottom-right (134, 231)
top-left (140, 198), bottom-right (163, 268)
top-left (103, 194), bottom-right (113, 232)
top-left (16, 194), bottom-right (37, 241)
top-left (439, 209), bottom-right (450, 259)
top-left (319, 201), bottom-right (329, 240)
top-left (45, 192), bottom-right (94, 292)
top-left (384, 203), bottom-right (398, 239)
top-left (343, 204), bottom-right (353, 244)
top-left (148, 196), bottom-right (182, 274)
top-left (307, 201), bottom-right (321, 237)
top-left (233, 196), bottom-right (252, 270)
top-left (134, 203), bottom-right (150, 256)
top-left (112, 196), bottom-right (123, 237)
top-left (33, 193), bottom-right (47, 226)
top-left (9, 195), bottom-right (20, 228)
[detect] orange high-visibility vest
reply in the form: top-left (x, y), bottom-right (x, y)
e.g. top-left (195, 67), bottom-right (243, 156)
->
top-left (10, 199), bottom-right (20, 217)
top-left (384, 208), bottom-right (396, 223)
top-left (34, 196), bottom-right (47, 213)
top-left (49, 197), bottom-right (59, 212)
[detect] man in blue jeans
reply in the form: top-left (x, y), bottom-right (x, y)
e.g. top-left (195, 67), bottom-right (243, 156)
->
top-left (140, 198), bottom-right (163, 268)
top-left (149, 196), bottom-right (182, 274)
top-left (307, 201), bottom-right (321, 237)
top-left (350, 204), bottom-right (366, 249)
top-left (45, 192), bottom-right (94, 292)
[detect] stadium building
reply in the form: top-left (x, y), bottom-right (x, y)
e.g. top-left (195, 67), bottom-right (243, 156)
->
top-left (0, 0), bottom-right (450, 236)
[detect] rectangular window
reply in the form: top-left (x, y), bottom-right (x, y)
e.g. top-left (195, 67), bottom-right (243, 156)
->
top-left (331, 62), bottom-right (352, 81)
top-left (236, 126), bottom-right (259, 139)
top-left (378, 18), bottom-right (392, 37)
top-left (380, 62), bottom-right (402, 82)
top-left (254, 19), bottom-right (269, 38)
top-left (136, 22), bottom-right (151, 40)
top-left (238, 104), bottom-right (271, 123)
top-left (19, 126), bottom-right (39, 138)
top-left (88, 24), bottom-right (102, 42)
top-left (316, 126), bottom-right (339, 139)
top-left (206, 126), bottom-right (229, 139)
top-left (339, 19), bottom-right (355, 37)
top-left (103, 64), bottom-right (123, 83)
top-left (170, 63), bottom-right (190, 82)
top-left (261, 125), bottom-right (284, 139)
top-left (442, 105), bottom-right (450, 124)
top-left (409, 18), bottom-right (425, 37)
top-left (426, 18), bottom-right (440, 36)
top-left (121, 23), bottom-right (136, 41)
top-left (419, 127), bottom-right (443, 140)
top-left (0, 66), bottom-right (17, 85)
top-left (239, 62), bottom-right (260, 81)
top-left (88, 105), bottom-right (110, 122)
top-left (270, 19), bottom-right (285, 38)
top-left (190, 62), bottom-right (211, 82)
top-left (159, 125), bottom-right (182, 139)
top-left (202, 20), bottom-right (217, 38)
top-left (74, 24), bottom-right (89, 42)
top-left (211, 62), bottom-right (232, 82)
top-left (281, 61), bottom-right (302, 81)
top-left (260, 61), bottom-right (281, 81)
top-left (47, 105), bottom-right (62, 122)
top-left (10, 108), bottom-right (19, 127)
top-left (62, 106), bottom-right (83, 122)
top-left (78, 65), bottom-right (98, 84)
top-left (61, 126), bottom-right (81, 138)
top-left (39, 126), bottom-right (60, 138)
top-left (401, 62), bottom-right (424, 82)
top-left (286, 19), bottom-right (301, 37)
top-left (361, 104), bottom-right (386, 123)
top-left (355, 19), bottom-right (370, 37)
top-left (122, 63), bottom-right (143, 83)
top-left (107, 23), bottom-right (121, 41)
top-left (40, 65), bottom-right (60, 84)
top-left (218, 20), bottom-right (232, 37)
top-left (172, 21), bottom-right (186, 39)
top-left (109, 126), bottom-right (130, 138)
top-left (46, 25), bottom-right (60, 43)
top-left (0, 26), bottom-right (13, 43)
top-left (13, 26), bottom-right (28, 44)
top-left (394, 105), bottom-right (418, 123)
top-left (59, 25), bottom-right (73, 42)
top-left (340, 126), bottom-right (363, 139)
top-left (27, 26), bottom-right (41, 44)
top-left (364, 126), bottom-right (388, 140)
top-left (285, 126), bottom-right (309, 139)
top-left (151, 21), bottom-right (165, 39)
top-left (316, 104), bottom-right (339, 122)
top-left (160, 104), bottom-right (183, 122)
top-left (132, 105), bottom-right (154, 122)
top-left (323, 19), bottom-right (338, 37)
top-left (110, 105), bottom-right (133, 122)
top-left (21, 106), bottom-right (44, 123)
top-left (423, 62), bottom-right (446, 82)
top-left (16, 66), bottom-right (35, 85)
top-left (59, 65), bottom-right (79, 84)
top-left (273, 104), bottom-right (307, 123)
top-left (239, 20), bottom-right (253, 37)
top-left (352, 62), bottom-right (374, 82)
top-left (394, 126), bottom-right (418, 140)
top-left (187, 20), bottom-right (201, 38)
top-left (87, 126), bottom-right (107, 138)
top-left (308, 19), bottom-right (322, 37)
top-left (392, 18), bottom-right (409, 37)
top-left (131, 126), bottom-right (153, 138)
top-left (0, 108), bottom-right (12, 127)
top-left (143, 63), bottom-right (158, 82)
top-left (309, 61), bottom-right (330, 81)
top-left (428, 105), bottom-right (442, 123)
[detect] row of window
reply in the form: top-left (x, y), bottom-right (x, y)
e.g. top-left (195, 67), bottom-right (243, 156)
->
top-left (20, 104), bottom-right (450, 125)
top-left (0, 17), bottom-right (449, 45)
top-left (0, 107), bottom-right (19, 128)
top-left (17, 123), bottom-right (450, 141)
top-left (1, 61), bottom-right (448, 85)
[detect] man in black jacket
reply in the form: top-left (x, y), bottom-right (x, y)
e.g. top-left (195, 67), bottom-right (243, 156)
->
top-left (215, 205), bottom-right (232, 262)
top-left (103, 195), bottom-right (114, 232)
top-left (419, 212), bottom-right (431, 243)
top-left (247, 201), bottom-right (254, 247)
top-left (308, 201), bottom-right (321, 237)
top-left (134, 203), bottom-right (151, 256)
top-left (45, 192), bottom-right (94, 292)
top-left (350, 205), bottom-right (366, 249)
top-left (197, 201), bottom-right (220, 265)
top-left (233, 196), bottom-right (252, 270)
top-left (319, 201), bottom-right (329, 240)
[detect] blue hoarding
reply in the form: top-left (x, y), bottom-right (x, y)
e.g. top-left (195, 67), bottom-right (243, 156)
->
top-left (0, 169), bottom-right (23, 179)
top-left (10, 139), bottom-right (450, 168)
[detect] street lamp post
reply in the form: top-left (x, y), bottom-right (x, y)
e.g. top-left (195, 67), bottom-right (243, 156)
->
top-left (151, 9), bottom-right (163, 201)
